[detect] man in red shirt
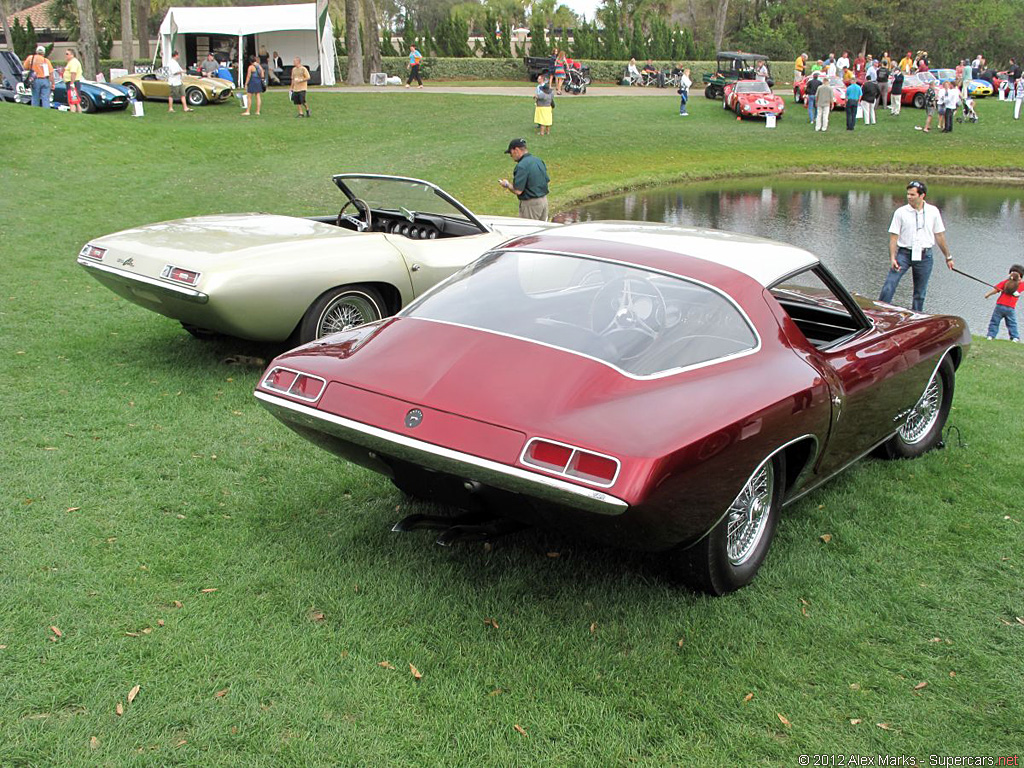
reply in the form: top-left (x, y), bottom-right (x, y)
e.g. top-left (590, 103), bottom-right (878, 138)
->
top-left (984, 264), bottom-right (1023, 341)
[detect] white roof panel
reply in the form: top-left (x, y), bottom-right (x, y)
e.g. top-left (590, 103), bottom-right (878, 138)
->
top-left (535, 221), bottom-right (819, 287)
top-left (160, 4), bottom-right (317, 36)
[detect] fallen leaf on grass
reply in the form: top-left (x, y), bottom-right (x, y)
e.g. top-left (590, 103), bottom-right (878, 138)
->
top-left (777, 713), bottom-right (791, 728)
top-left (378, 661), bottom-right (395, 670)
top-left (589, 622), bottom-right (598, 634)
top-left (489, 688), bottom-right (503, 696)
top-left (819, 533), bottom-right (832, 543)
top-left (0, 645), bottom-right (7, 650)
top-left (546, 552), bottom-right (561, 558)
top-left (743, 693), bottom-right (754, 703)
top-left (1017, 617), bottom-right (1024, 626)
top-left (913, 681), bottom-right (928, 690)
top-left (930, 637), bottom-right (941, 642)
top-left (173, 601), bottom-right (183, 609)
top-left (115, 702), bottom-right (124, 717)
top-left (308, 609), bottom-right (326, 622)
top-left (90, 736), bottom-right (99, 749)
top-left (801, 605), bottom-right (809, 617)
top-left (200, 588), bottom-right (217, 593)
top-left (128, 685), bottom-right (140, 704)
top-left (125, 632), bottom-right (139, 637)
top-left (949, 671), bottom-right (956, 677)
top-left (676, 638), bottom-right (685, 648)
top-left (157, 620), bottom-right (165, 627)
top-left (513, 724), bottom-right (528, 737)
top-left (876, 722), bottom-right (892, 730)
top-left (215, 688), bottom-right (229, 698)
top-left (849, 719), bottom-right (862, 725)
top-left (483, 618), bottom-right (499, 629)
top-left (67, 507), bottom-right (81, 513)
top-left (409, 664), bottom-right (422, 681)
top-left (50, 626), bottom-right (63, 638)
top-left (849, 683), bottom-right (861, 690)
top-left (175, 739), bottom-right (187, 747)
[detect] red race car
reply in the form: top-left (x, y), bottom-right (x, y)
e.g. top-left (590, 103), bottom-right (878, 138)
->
top-left (723, 79), bottom-right (786, 118)
top-left (792, 75), bottom-right (848, 109)
top-left (255, 222), bottom-right (969, 594)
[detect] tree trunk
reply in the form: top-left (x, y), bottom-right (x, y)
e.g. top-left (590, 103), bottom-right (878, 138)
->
top-left (1, 0), bottom-right (15, 52)
top-left (362, 0), bottom-right (381, 80)
top-left (345, 0), bottom-right (363, 85)
top-left (73, 0), bottom-right (100, 78)
top-left (121, 0), bottom-right (134, 73)
top-left (136, 0), bottom-right (150, 60)
top-left (713, 0), bottom-right (729, 52)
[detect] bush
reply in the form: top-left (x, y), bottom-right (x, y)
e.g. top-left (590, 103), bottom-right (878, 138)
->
top-left (336, 56), bottom-right (716, 84)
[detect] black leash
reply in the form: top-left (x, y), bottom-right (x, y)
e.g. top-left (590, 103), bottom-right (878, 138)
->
top-left (950, 267), bottom-right (995, 289)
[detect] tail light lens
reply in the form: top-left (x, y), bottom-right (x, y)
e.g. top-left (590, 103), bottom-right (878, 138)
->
top-left (261, 367), bottom-right (326, 402)
top-left (161, 265), bottom-right (202, 286)
top-left (80, 244), bottom-right (106, 260)
top-left (521, 438), bottom-right (620, 488)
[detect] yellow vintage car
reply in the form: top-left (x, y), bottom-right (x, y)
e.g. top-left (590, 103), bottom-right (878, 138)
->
top-left (113, 72), bottom-right (233, 107)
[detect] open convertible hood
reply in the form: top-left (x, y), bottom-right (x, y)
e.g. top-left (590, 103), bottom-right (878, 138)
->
top-left (332, 174), bottom-right (489, 235)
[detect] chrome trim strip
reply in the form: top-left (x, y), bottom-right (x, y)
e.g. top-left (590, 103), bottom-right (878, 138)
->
top-left (519, 436), bottom-right (621, 488)
top-left (255, 390), bottom-right (629, 515)
top-left (77, 258), bottom-right (209, 303)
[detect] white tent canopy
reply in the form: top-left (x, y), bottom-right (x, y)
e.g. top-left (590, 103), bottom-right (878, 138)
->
top-left (158, 3), bottom-right (335, 86)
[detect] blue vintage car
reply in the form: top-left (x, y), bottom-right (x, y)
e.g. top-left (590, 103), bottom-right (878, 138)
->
top-left (52, 79), bottom-right (131, 113)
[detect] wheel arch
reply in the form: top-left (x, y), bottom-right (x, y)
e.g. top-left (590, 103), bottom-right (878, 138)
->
top-left (284, 279), bottom-right (404, 343)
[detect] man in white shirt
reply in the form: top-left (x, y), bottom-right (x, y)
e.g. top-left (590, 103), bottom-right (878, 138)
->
top-left (942, 82), bottom-right (960, 132)
top-left (836, 51), bottom-right (850, 72)
top-left (878, 180), bottom-right (954, 312)
top-left (166, 50), bottom-right (192, 113)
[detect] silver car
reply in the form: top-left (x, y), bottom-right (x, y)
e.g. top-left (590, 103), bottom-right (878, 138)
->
top-left (78, 174), bottom-right (555, 344)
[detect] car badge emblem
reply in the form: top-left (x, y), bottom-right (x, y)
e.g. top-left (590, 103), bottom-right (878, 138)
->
top-left (117, 257), bottom-right (135, 268)
top-left (405, 409), bottom-right (423, 428)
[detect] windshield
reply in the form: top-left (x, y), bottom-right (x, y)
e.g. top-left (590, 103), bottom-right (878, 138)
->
top-left (333, 175), bottom-right (482, 227)
top-left (404, 251), bottom-right (758, 378)
top-left (736, 81), bottom-right (771, 94)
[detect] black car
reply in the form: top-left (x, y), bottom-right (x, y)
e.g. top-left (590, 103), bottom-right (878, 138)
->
top-left (0, 50), bottom-right (31, 104)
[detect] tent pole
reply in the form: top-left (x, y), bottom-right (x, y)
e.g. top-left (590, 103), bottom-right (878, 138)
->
top-left (238, 34), bottom-right (243, 89)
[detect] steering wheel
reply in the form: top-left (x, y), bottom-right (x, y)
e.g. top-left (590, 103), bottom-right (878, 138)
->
top-left (590, 276), bottom-right (667, 360)
top-left (336, 198), bottom-right (373, 232)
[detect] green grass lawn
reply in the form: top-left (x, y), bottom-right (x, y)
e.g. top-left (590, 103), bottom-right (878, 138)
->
top-left (1, 91), bottom-right (1023, 765)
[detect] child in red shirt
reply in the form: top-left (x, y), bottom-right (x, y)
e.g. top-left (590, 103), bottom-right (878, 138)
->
top-left (984, 263), bottom-right (1023, 341)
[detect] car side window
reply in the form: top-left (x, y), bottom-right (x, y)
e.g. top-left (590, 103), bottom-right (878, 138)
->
top-left (770, 267), bottom-right (868, 349)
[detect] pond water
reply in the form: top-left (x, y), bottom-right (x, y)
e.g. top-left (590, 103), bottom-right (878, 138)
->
top-left (556, 178), bottom-right (1024, 336)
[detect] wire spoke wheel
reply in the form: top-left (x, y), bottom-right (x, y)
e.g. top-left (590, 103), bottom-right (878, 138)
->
top-left (899, 369), bottom-right (944, 444)
top-left (319, 293), bottom-right (380, 336)
top-left (725, 460), bottom-right (775, 566)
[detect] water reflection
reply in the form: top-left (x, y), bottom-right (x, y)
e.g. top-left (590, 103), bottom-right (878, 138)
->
top-left (558, 179), bottom-right (1024, 334)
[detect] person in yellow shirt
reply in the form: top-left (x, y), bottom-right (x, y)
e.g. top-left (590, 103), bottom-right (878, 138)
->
top-left (290, 56), bottom-right (311, 118)
top-left (63, 49), bottom-right (83, 113)
top-left (22, 45), bottom-right (55, 108)
top-left (794, 53), bottom-right (806, 83)
top-left (898, 51), bottom-right (914, 74)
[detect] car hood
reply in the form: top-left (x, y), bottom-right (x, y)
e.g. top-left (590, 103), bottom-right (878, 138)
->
top-left (91, 213), bottom-right (355, 263)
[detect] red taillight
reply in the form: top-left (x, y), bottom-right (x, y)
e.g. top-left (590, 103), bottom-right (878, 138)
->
top-left (261, 367), bottom-right (326, 401)
top-left (521, 438), bottom-right (620, 488)
top-left (161, 264), bottom-right (201, 286)
top-left (80, 244), bottom-right (106, 260)
top-left (526, 440), bottom-right (573, 471)
top-left (567, 451), bottom-right (618, 485)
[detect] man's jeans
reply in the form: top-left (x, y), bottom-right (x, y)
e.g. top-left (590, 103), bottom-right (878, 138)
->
top-left (31, 77), bottom-right (51, 108)
top-left (879, 247), bottom-right (933, 312)
top-left (987, 304), bottom-right (1019, 339)
top-left (807, 93), bottom-right (816, 123)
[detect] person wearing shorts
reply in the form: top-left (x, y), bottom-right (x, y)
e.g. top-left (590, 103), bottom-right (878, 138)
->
top-left (290, 56), bottom-right (310, 117)
top-left (166, 50), bottom-right (191, 112)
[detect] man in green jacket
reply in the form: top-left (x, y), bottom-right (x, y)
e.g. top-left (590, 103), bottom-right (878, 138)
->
top-left (499, 138), bottom-right (550, 221)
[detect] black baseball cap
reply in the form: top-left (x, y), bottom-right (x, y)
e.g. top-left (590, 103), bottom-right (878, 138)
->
top-left (504, 138), bottom-right (527, 154)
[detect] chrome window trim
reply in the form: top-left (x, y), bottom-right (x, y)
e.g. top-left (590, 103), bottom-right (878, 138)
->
top-left (255, 391), bottom-right (629, 515)
top-left (398, 247), bottom-right (762, 381)
top-left (519, 436), bottom-right (621, 488)
top-left (77, 259), bottom-right (209, 303)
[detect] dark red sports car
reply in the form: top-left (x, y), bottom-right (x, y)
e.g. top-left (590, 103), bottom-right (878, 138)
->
top-left (723, 79), bottom-right (786, 118)
top-left (255, 222), bottom-right (970, 594)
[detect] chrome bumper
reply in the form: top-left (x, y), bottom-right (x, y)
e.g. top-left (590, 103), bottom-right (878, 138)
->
top-left (255, 391), bottom-right (629, 516)
top-left (77, 258), bottom-right (209, 304)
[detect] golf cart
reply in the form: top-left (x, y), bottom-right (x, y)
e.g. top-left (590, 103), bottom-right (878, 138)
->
top-left (702, 51), bottom-right (774, 99)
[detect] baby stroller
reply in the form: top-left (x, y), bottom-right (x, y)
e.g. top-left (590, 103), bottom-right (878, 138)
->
top-left (564, 61), bottom-right (590, 94)
top-left (956, 97), bottom-right (978, 123)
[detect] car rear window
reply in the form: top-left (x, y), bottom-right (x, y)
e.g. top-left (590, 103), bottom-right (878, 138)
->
top-left (404, 251), bottom-right (759, 378)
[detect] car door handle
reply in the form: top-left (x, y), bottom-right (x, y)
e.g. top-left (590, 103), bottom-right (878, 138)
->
top-left (410, 264), bottom-right (421, 272)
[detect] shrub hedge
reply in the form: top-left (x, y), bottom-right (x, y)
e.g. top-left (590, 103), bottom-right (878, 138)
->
top-left (340, 56), bottom-right (717, 84)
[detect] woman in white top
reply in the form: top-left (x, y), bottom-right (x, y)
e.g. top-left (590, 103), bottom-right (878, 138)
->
top-left (677, 67), bottom-right (692, 115)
